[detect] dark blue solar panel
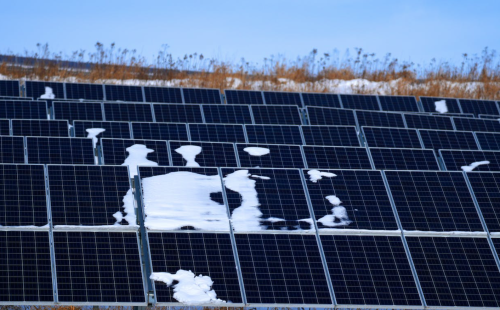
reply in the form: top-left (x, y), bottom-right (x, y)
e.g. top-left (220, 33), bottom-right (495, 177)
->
top-left (458, 99), bottom-right (499, 116)
top-left (363, 127), bottom-right (422, 148)
top-left (53, 231), bottom-right (145, 303)
top-left (407, 236), bottom-right (500, 307)
top-left (25, 81), bottom-right (65, 99)
top-left (53, 101), bottom-right (103, 121)
top-left (48, 165), bottom-right (133, 226)
top-left (404, 113), bottom-right (454, 130)
top-left (189, 124), bottom-right (246, 143)
top-left (169, 141), bottom-right (238, 167)
top-left (301, 93), bottom-right (341, 108)
top-left (0, 119), bottom-right (9, 135)
top-left (369, 148), bottom-right (439, 170)
top-left (131, 122), bottom-right (188, 140)
top-left (378, 95), bottom-right (419, 112)
top-left (301, 125), bottom-right (360, 146)
top-left (302, 146), bottom-right (372, 169)
top-left (153, 104), bottom-right (203, 123)
top-left (440, 149), bottom-right (500, 172)
top-left (0, 100), bottom-right (47, 119)
top-left (26, 137), bottom-right (94, 164)
top-left (303, 169), bottom-right (398, 230)
top-left (101, 138), bottom-right (169, 166)
top-left (0, 136), bottom-right (25, 164)
top-left (148, 232), bottom-right (243, 304)
top-left (321, 235), bottom-right (422, 307)
top-left (182, 88), bottom-right (221, 104)
top-left (475, 132), bottom-right (500, 150)
top-left (65, 83), bottom-right (104, 100)
top-left (306, 106), bottom-right (357, 126)
top-left (420, 96), bottom-right (461, 113)
top-left (250, 105), bottom-right (302, 125)
top-left (384, 171), bottom-right (483, 232)
top-left (224, 89), bottom-right (264, 104)
top-left (202, 104), bottom-right (253, 124)
top-left (104, 85), bottom-right (143, 102)
top-left (355, 110), bottom-right (405, 128)
top-left (103, 103), bottom-right (153, 122)
top-left (73, 121), bottom-right (131, 139)
top-left (453, 117), bottom-right (500, 132)
top-left (12, 119), bottom-right (68, 137)
top-left (0, 164), bottom-right (47, 226)
top-left (0, 231), bottom-right (53, 303)
top-left (143, 86), bottom-right (183, 103)
top-left (340, 94), bottom-right (380, 110)
top-left (0, 80), bottom-right (20, 97)
top-left (263, 91), bottom-right (302, 106)
top-left (419, 129), bottom-right (479, 151)
top-left (237, 143), bottom-right (305, 168)
top-left (466, 172), bottom-right (500, 232)
top-left (245, 125), bottom-right (303, 144)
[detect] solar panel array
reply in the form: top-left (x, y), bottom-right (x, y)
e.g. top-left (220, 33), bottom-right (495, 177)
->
top-left (1, 79), bottom-right (500, 308)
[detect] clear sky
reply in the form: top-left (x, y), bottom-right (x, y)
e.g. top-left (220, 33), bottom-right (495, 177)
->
top-left (0, 0), bottom-right (498, 66)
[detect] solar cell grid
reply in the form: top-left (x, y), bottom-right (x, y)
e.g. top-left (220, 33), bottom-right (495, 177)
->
top-left (263, 91), bottom-right (302, 106)
top-left (0, 136), bottom-right (25, 164)
top-left (237, 143), bottom-right (305, 168)
top-left (53, 101), bottom-right (103, 121)
top-left (65, 82), bottom-right (104, 100)
top-left (250, 105), bottom-right (302, 125)
top-left (362, 127), bottom-right (422, 149)
top-left (306, 106), bottom-right (357, 126)
top-left (25, 81), bottom-right (65, 99)
top-left (301, 92), bottom-right (341, 108)
top-left (182, 88), bottom-right (221, 104)
top-left (103, 103), bottom-right (153, 122)
top-left (104, 85), bottom-right (143, 102)
top-left (0, 80), bottom-right (20, 97)
top-left (340, 94), bottom-right (380, 111)
top-left (378, 95), bottom-right (419, 112)
top-left (143, 86), bottom-right (183, 103)
top-left (458, 99), bottom-right (500, 116)
top-left (11, 119), bottom-right (68, 137)
top-left (355, 110), bottom-right (405, 128)
top-left (153, 104), bottom-right (203, 123)
top-left (302, 146), bottom-right (373, 169)
top-left (420, 96), bottom-right (462, 114)
top-left (188, 124), bottom-right (246, 143)
top-left (440, 149), bottom-right (500, 171)
top-left (0, 119), bottom-right (9, 136)
top-left (73, 121), bottom-right (131, 139)
top-left (26, 137), bottom-right (95, 164)
top-left (475, 132), bottom-right (500, 150)
top-left (169, 141), bottom-right (238, 167)
top-left (101, 138), bottom-right (169, 166)
top-left (453, 116), bottom-right (500, 132)
top-left (224, 89), bottom-right (264, 105)
top-left (202, 104), bottom-right (253, 124)
top-left (419, 129), bottom-right (479, 151)
top-left (245, 124), bottom-right (303, 145)
top-left (0, 100), bottom-right (48, 119)
top-left (369, 148), bottom-right (440, 170)
top-left (466, 172), bottom-right (500, 232)
top-left (301, 125), bottom-right (359, 146)
top-left (131, 122), bottom-right (188, 140)
top-left (403, 113), bottom-right (454, 130)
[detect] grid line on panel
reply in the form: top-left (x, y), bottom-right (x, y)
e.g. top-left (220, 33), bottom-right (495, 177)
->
top-left (143, 86), bottom-right (183, 103)
top-left (305, 106), bottom-right (357, 126)
top-left (453, 116), bottom-right (500, 132)
top-left (0, 80), bottom-right (20, 97)
top-left (25, 81), bottom-right (65, 99)
top-left (458, 99), bottom-right (500, 116)
top-left (440, 149), bottom-right (500, 172)
top-left (245, 125), bottom-right (303, 145)
top-left (378, 95), bottom-right (419, 112)
top-left (362, 127), bottom-right (422, 149)
top-left (11, 120), bottom-right (69, 137)
top-left (182, 88), bottom-right (221, 104)
top-left (301, 125), bottom-right (360, 146)
top-left (420, 96), bottom-right (461, 114)
top-left (104, 85), bottom-right (144, 102)
top-left (153, 103), bottom-right (203, 123)
top-left (202, 104), bottom-right (253, 124)
top-left (65, 83), bottom-right (104, 100)
top-left (340, 94), bottom-right (380, 111)
top-left (189, 124), bottom-right (246, 143)
top-left (0, 136), bottom-right (26, 164)
top-left (301, 93), bottom-right (341, 108)
top-left (466, 172), bottom-right (500, 232)
top-left (53, 101), bottom-right (103, 122)
top-left (262, 91), bottom-right (302, 106)
top-left (237, 144), bottom-right (305, 169)
top-left (169, 141), bottom-right (238, 167)
top-left (419, 129), bottom-right (479, 151)
top-left (101, 138), bottom-right (169, 166)
top-left (403, 113), bottom-right (454, 130)
top-left (0, 119), bottom-right (9, 136)
top-left (369, 148), bottom-right (440, 170)
top-left (0, 100), bottom-right (48, 119)
top-left (475, 132), bottom-right (500, 150)
top-left (73, 121), bottom-right (131, 139)
top-left (250, 105), bottom-right (302, 125)
top-left (355, 110), bottom-right (406, 128)
top-left (302, 146), bottom-right (372, 170)
top-left (103, 103), bottom-right (153, 122)
top-left (26, 137), bottom-right (95, 165)
top-left (224, 90), bottom-right (264, 105)
top-left (131, 122), bottom-right (188, 141)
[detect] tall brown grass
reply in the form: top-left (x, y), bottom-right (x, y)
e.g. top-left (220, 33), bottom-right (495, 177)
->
top-left (1, 43), bottom-right (499, 100)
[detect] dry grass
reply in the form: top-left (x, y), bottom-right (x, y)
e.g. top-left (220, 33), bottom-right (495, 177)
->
top-left (1, 43), bottom-right (500, 100)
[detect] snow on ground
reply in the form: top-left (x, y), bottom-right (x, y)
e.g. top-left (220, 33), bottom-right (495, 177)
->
top-left (308, 169), bottom-right (337, 183)
top-left (434, 100), bottom-right (448, 113)
top-left (461, 160), bottom-right (490, 172)
top-left (243, 147), bottom-right (270, 156)
top-left (175, 145), bottom-right (202, 167)
top-left (122, 144), bottom-right (158, 177)
top-left (40, 86), bottom-right (55, 99)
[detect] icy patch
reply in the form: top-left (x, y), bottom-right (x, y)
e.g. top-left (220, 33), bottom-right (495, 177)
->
top-left (175, 145), bottom-right (202, 167)
top-left (308, 170), bottom-right (336, 183)
top-left (86, 128), bottom-right (106, 148)
top-left (150, 270), bottom-right (225, 305)
top-left (243, 147), bottom-right (270, 156)
top-left (142, 171), bottom-right (229, 231)
top-left (461, 160), bottom-right (490, 172)
top-left (326, 195), bottom-right (342, 206)
top-left (122, 144), bottom-right (158, 177)
top-left (250, 174), bottom-right (270, 180)
top-left (434, 100), bottom-right (448, 113)
top-left (318, 206), bottom-right (352, 227)
top-left (112, 189), bottom-right (136, 226)
top-left (40, 87), bottom-right (55, 99)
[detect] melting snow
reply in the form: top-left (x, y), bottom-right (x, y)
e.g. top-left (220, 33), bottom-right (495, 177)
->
top-left (434, 100), bottom-right (448, 113)
top-left (40, 87), bottom-right (55, 99)
top-left (325, 195), bottom-right (342, 206)
top-left (175, 145), bottom-right (202, 167)
top-left (112, 189), bottom-right (136, 226)
top-left (308, 170), bottom-right (337, 183)
top-left (461, 160), bottom-right (490, 172)
top-left (122, 144), bottom-right (158, 177)
top-left (243, 147), bottom-right (270, 156)
top-left (86, 128), bottom-right (106, 148)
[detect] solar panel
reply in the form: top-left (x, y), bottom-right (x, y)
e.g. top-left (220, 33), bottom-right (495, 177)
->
top-left (169, 141), bottom-right (238, 167)
top-left (458, 99), bottom-right (499, 116)
top-left (73, 121), bottom-right (131, 139)
top-left (250, 105), bottom-right (302, 125)
top-left (237, 143), bottom-right (305, 168)
top-left (419, 129), bottom-right (479, 151)
top-left (224, 89), bottom-right (264, 104)
top-left (182, 88), bottom-right (221, 104)
top-left (143, 86), bottom-right (183, 103)
top-left (0, 119), bottom-right (9, 135)
top-left (378, 95), bottom-right (419, 112)
top-left (0, 80), bottom-right (20, 97)
top-left (245, 124), bottom-right (303, 144)
top-left (301, 92), bottom-right (341, 108)
top-left (440, 149), bottom-right (500, 171)
top-left (104, 85), bottom-right (143, 102)
top-left (369, 148), bottom-right (440, 170)
top-left (362, 127), bottom-right (422, 148)
top-left (0, 100), bottom-right (48, 119)
top-left (0, 136), bottom-right (25, 163)
top-left (25, 81), bottom-right (65, 99)
top-left (384, 170), bottom-right (483, 232)
top-left (101, 138), bottom-right (169, 166)
top-left (0, 164), bottom-right (47, 226)
top-left (53, 101), bottom-right (103, 121)
top-left (26, 137), bottom-right (95, 164)
top-left (478, 114), bottom-right (500, 119)
top-left (153, 103), bottom-right (203, 123)
top-left (301, 125), bottom-right (360, 146)
top-left (47, 165), bottom-right (133, 226)
top-left (420, 96), bottom-right (462, 113)
top-left (263, 91), bottom-right (302, 106)
top-left (234, 234), bottom-right (332, 305)
top-left (303, 169), bottom-right (398, 230)
top-left (302, 146), bottom-right (372, 169)
top-left (131, 122), bottom-right (188, 140)
top-left (453, 116), bottom-right (500, 132)
top-left (340, 94), bottom-right (380, 111)
top-left (406, 236), bottom-right (500, 307)
top-left (306, 106), bottom-right (357, 126)
top-left (475, 132), bottom-right (500, 150)
top-left (188, 124), bottom-right (246, 143)
top-left (12, 119), bottom-right (68, 137)
top-left (466, 172), bottom-right (500, 232)
top-left (65, 82), bottom-right (104, 100)
top-left (202, 104), bottom-right (253, 124)
top-left (103, 103), bottom-right (153, 122)
top-left (148, 232), bottom-right (243, 304)
top-left (320, 235), bottom-right (422, 307)
top-left (355, 110), bottom-right (405, 128)
top-left (53, 231), bottom-right (145, 303)
top-left (403, 113), bottom-right (454, 130)
top-left (0, 231), bottom-right (53, 303)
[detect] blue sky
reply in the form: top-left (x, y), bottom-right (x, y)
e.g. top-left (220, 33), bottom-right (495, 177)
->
top-left (0, 0), bottom-right (498, 66)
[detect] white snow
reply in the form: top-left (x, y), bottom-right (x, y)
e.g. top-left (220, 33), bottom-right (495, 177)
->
top-left (461, 160), bottom-right (490, 172)
top-left (175, 145), bottom-right (202, 167)
top-left (318, 206), bottom-right (352, 227)
top-left (112, 189), bottom-right (136, 226)
top-left (308, 170), bottom-right (337, 183)
top-left (325, 195), bottom-right (342, 206)
top-left (243, 147), bottom-right (270, 156)
top-left (122, 144), bottom-right (158, 177)
top-left (86, 128), bottom-right (106, 148)
top-left (434, 100), bottom-right (448, 113)
top-left (40, 87), bottom-right (55, 99)
top-left (250, 174), bottom-right (270, 180)
top-left (150, 270), bottom-right (225, 305)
